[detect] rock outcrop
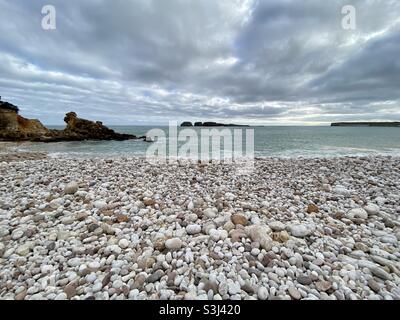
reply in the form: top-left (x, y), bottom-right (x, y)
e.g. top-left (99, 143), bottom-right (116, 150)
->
top-left (180, 121), bottom-right (250, 127)
top-left (0, 100), bottom-right (50, 141)
top-left (50, 111), bottom-right (137, 142)
top-left (0, 99), bottom-right (140, 142)
top-left (180, 122), bottom-right (193, 127)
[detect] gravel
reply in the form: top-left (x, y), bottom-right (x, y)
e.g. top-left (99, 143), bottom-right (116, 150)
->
top-left (0, 155), bottom-right (399, 300)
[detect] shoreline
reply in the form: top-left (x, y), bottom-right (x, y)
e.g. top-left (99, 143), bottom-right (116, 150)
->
top-left (0, 142), bottom-right (47, 163)
top-left (2, 141), bottom-right (400, 163)
top-left (2, 151), bottom-right (400, 163)
top-left (0, 156), bottom-right (399, 300)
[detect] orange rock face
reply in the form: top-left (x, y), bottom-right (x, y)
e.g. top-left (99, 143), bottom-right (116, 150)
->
top-left (0, 103), bottom-right (50, 140)
top-left (1, 99), bottom-right (141, 142)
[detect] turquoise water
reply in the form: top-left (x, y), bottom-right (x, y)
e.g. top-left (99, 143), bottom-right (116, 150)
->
top-left (13, 126), bottom-right (400, 158)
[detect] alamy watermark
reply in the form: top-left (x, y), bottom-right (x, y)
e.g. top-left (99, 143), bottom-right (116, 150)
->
top-left (341, 5), bottom-right (356, 30)
top-left (41, 4), bottom-right (357, 31)
top-left (41, 5), bottom-right (56, 30)
top-left (145, 123), bottom-right (255, 175)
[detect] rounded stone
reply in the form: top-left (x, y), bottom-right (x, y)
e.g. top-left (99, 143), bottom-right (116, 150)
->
top-left (112, 279), bottom-right (124, 289)
top-left (203, 208), bottom-right (217, 218)
top-left (64, 181), bottom-right (79, 195)
top-left (231, 214), bottom-right (248, 226)
top-left (289, 224), bottom-right (315, 238)
top-left (93, 201), bottom-right (107, 209)
top-left (92, 282), bottom-right (103, 293)
top-left (347, 208), bottom-right (368, 220)
top-left (118, 239), bottom-right (130, 249)
top-left (364, 203), bottom-right (380, 215)
top-left (165, 238), bottom-right (183, 250)
top-left (55, 293), bottom-right (68, 300)
top-left (288, 286), bottom-right (301, 300)
top-left (186, 224), bottom-right (201, 235)
top-left (307, 204), bottom-right (319, 214)
top-left (268, 221), bottom-right (286, 232)
top-left (297, 276), bottom-right (312, 285)
top-left (16, 244), bottom-right (31, 256)
top-left (315, 280), bottom-right (332, 292)
top-left (11, 229), bottom-right (24, 240)
top-left (258, 287), bottom-right (268, 300)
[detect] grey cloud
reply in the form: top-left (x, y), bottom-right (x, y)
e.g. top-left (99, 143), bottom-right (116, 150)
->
top-left (311, 27), bottom-right (400, 102)
top-left (0, 0), bottom-right (399, 124)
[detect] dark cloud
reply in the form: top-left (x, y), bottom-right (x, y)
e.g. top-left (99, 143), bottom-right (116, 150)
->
top-left (0, 0), bottom-right (399, 124)
top-left (311, 28), bottom-right (400, 101)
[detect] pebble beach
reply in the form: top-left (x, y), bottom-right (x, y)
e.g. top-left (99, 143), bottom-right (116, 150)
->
top-left (0, 154), bottom-right (399, 300)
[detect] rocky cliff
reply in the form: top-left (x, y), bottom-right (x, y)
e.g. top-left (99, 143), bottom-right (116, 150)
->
top-left (331, 122), bottom-right (400, 127)
top-left (0, 99), bottom-right (141, 142)
top-left (0, 101), bottom-right (50, 140)
top-left (52, 111), bottom-right (137, 142)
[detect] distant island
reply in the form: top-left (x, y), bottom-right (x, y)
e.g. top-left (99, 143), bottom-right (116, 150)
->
top-left (181, 121), bottom-right (250, 127)
top-left (331, 122), bottom-right (400, 127)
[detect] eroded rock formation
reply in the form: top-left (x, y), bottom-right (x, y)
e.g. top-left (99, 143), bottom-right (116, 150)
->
top-left (54, 111), bottom-right (137, 142)
top-left (0, 99), bottom-right (140, 142)
top-left (0, 101), bottom-right (50, 141)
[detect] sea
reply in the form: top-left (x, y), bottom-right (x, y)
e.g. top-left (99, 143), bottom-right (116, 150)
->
top-left (10, 126), bottom-right (400, 159)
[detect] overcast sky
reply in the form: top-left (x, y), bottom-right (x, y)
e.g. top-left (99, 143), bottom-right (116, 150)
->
top-left (0, 0), bottom-right (399, 125)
